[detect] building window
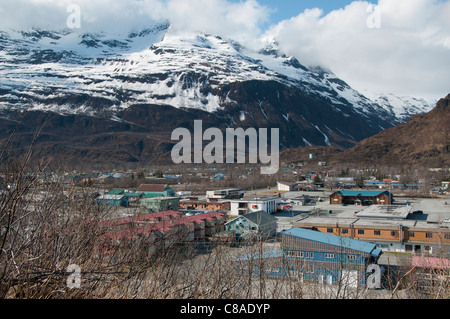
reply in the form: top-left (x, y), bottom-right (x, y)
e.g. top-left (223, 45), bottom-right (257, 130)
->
top-left (409, 232), bottom-right (415, 238)
top-left (306, 252), bottom-right (314, 259)
top-left (342, 229), bottom-right (349, 234)
top-left (325, 253), bottom-right (335, 259)
top-left (358, 230), bottom-right (365, 235)
top-left (426, 233), bottom-right (433, 239)
top-left (348, 255), bottom-right (357, 261)
top-left (391, 231), bottom-right (397, 237)
top-left (305, 264), bottom-right (314, 273)
top-left (374, 230), bottom-right (381, 236)
top-left (444, 234), bottom-right (450, 240)
top-left (286, 251), bottom-right (304, 258)
top-left (327, 228), bottom-right (333, 233)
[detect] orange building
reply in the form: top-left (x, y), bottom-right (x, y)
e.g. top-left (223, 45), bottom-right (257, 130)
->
top-left (294, 216), bottom-right (450, 254)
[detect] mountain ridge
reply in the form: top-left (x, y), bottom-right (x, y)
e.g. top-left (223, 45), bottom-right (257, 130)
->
top-left (0, 23), bottom-right (438, 167)
top-left (329, 94), bottom-right (450, 167)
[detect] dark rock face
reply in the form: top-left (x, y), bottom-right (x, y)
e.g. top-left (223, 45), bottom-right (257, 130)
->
top-left (0, 84), bottom-right (392, 167)
top-left (0, 26), bottom-right (434, 167)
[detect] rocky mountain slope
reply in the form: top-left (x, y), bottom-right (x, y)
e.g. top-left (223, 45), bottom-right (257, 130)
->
top-left (331, 94), bottom-right (450, 167)
top-left (0, 23), bottom-right (436, 166)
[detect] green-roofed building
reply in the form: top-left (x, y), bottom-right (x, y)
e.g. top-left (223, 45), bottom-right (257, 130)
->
top-left (123, 191), bottom-right (143, 206)
top-left (138, 184), bottom-right (176, 198)
top-left (140, 197), bottom-right (180, 212)
top-left (106, 189), bottom-right (125, 195)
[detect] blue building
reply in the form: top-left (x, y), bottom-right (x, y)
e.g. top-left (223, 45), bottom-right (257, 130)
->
top-left (234, 227), bottom-right (382, 287)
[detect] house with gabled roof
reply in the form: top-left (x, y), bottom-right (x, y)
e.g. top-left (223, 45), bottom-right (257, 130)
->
top-left (138, 184), bottom-right (176, 198)
top-left (225, 211), bottom-right (277, 241)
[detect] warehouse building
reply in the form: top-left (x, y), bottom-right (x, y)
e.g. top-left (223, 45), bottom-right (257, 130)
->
top-left (234, 227), bottom-right (382, 287)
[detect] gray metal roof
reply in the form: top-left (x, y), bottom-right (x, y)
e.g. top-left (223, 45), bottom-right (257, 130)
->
top-left (244, 210), bottom-right (278, 226)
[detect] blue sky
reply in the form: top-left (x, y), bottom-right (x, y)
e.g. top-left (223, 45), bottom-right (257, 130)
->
top-left (230, 0), bottom-right (376, 28)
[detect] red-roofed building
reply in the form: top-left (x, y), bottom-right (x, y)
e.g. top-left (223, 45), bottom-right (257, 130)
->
top-left (94, 211), bottom-right (226, 258)
top-left (411, 256), bottom-right (450, 296)
top-left (412, 256), bottom-right (450, 269)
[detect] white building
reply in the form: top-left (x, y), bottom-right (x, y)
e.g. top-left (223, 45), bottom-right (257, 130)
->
top-left (229, 196), bottom-right (282, 216)
top-left (206, 189), bottom-right (244, 199)
top-left (277, 181), bottom-right (297, 192)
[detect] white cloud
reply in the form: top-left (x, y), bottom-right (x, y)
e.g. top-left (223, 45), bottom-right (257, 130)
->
top-left (0, 0), bottom-right (270, 43)
top-left (0, 0), bottom-right (448, 99)
top-left (262, 0), bottom-right (450, 99)
top-left (0, 0), bottom-right (167, 32)
top-left (165, 0), bottom-right (270, 44)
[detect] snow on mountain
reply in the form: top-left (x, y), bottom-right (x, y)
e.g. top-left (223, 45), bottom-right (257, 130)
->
top-left (0, 23), bottom-right (431, 124)
top-left (361, 90), bottom-right (437, 122)
top-left (1, 21), bottom-right (441, 165)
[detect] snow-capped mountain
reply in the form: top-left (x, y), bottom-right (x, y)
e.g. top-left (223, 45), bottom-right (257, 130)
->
top-left (361, 90), bottom-right (436, 123)
top-left (0, 23), bottom-right (436, 165)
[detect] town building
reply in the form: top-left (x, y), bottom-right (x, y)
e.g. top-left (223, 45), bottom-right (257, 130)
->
top-left (277, 181), bottom-right (297, 192)
top-left (95, 211), bottom-right (226, 258)
top-left (284, 195), bottom-right (310, 207)
top-left (225, 211), bottom-right (277, 241)
top-left (281, 227), bottom-right (382, 286)
top-left (294, 181), bottom-right (318, 192)
top-left (411, 256), bottom-right (450, 296)
top-left (179, 197), bottom-right (230, 212)
top-left (206, 189), bottom-right (244, 200)
top-left (293, 208), bottom-right (450, 254)
top-left (140, 197), bottom-right (180, 212)
top-left (106, 189), bottom-right (125, 195)
top-left (228, 196), bottom-right (282, 216)
top-left (95, 194), bottom-right (129, 207)
top-left (234, 227), bottom-right (382, 287)
top-left (123, 191), bottom-right (143, 206)
top-left (329, 190), bottom-right (394, 206)
top-left (138, 184), bottom-right (176, 198)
